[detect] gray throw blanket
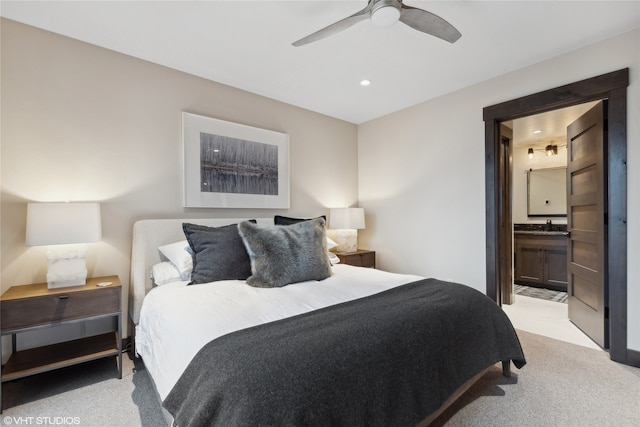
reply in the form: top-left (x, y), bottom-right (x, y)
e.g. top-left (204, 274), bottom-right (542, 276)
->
top-left (164, 278), bottom-right (526, 427)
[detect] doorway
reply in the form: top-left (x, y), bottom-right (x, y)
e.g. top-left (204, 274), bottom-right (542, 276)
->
top-left (503, 103), bottom-right (602, 350)
top-left (483, 69), bottom-right (629, 364)
top-left (501, 101), bottom-right (602, 350)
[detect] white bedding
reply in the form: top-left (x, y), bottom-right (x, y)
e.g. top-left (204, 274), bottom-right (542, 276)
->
top-left (135, 264), bottom-right (422, 400)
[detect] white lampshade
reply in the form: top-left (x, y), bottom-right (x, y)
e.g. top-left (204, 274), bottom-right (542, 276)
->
top-left (26, 202), bottom-right (102, 289)
top-left (26, 202), bottom-right (102, 246)
top-left (329, 207), bottom-right (365, 230)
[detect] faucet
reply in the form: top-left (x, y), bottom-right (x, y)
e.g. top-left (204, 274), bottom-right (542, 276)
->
top-left (546, 219), bottom-right (552, 231)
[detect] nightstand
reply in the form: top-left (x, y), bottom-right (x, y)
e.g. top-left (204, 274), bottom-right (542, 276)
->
top-left (334, 249), bottom-right (376, 268)
top-left (0, 275), bottom-right (122, 410)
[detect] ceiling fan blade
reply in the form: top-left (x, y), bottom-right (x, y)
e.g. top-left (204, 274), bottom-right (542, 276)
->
top-left (292, 3), bottom-right (372, 47)
top-left (399, 3), bottom-right (461, 43)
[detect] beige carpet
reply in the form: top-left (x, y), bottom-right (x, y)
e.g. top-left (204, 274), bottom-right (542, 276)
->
top-left (430, 330), bottom-right (640, 426)
top-left (2, 330), bottom-right (639, 426)
top-left (1, 354), bottom-right (166, 427)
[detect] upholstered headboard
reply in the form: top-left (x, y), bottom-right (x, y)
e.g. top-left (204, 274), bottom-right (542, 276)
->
top-left (129, 218), bottom-right (273, 324)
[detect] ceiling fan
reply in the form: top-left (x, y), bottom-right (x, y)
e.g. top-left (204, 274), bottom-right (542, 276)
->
top-left (292, 0), bottom-right (461, 47)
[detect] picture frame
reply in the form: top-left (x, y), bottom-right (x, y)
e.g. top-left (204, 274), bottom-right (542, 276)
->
top-left (182, 112), bottom-right (290, 208)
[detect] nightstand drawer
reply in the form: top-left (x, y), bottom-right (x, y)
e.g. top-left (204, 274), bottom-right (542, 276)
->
top-left (348, 252), bottom-right (375, 267)
top-left (335, 250), bottom-right (376, 268)
top-left (1, 286), bottom-right (120, 332)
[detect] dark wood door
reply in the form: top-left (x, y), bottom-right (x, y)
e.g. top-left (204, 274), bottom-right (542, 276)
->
top-left (567, 101), bottom-right (608, 348)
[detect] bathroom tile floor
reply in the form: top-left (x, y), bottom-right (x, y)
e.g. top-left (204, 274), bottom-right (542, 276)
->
top-left (502, 294), bottom-right (602, 351)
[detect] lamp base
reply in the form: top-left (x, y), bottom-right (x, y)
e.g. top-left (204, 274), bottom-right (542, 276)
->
top-left (46, 245), bottom-right (89, 289)
top-left (47, 275), bottom-right (87, 289)
top-left (334, 229), bottom-right (358, 253)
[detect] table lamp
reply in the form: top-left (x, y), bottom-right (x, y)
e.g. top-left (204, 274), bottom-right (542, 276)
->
top-left (26, 202), bottom-right (102, 288)
top-left (329, 207), bottom-right (365, 253)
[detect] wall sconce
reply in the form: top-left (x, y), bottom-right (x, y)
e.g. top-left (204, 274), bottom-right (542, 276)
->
top-left (528, 148), bottom-right (534, 159)
top-left (26, 202), bottom-right (102, 288)
top-left (329, 207), bottom-right (365, 253)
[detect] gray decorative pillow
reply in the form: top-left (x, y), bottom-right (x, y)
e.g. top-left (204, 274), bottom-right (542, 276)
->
top-left (183, 221), bottom-right (255, 285)
top-left (237, 217), bottom-right (333, 288)
top-left (274, 215), bottom-right (326, 226)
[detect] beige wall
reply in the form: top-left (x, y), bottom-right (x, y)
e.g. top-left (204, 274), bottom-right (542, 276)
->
top-left (0, 19), bottom-right (359, 340)
top-left (358, 29), bottom-right (640, 350)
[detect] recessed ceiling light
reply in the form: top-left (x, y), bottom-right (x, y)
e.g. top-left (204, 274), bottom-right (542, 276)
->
top-left (532, 129), bottom-right (542, 134)
top-left (360, 79), bottom-right (371, 86)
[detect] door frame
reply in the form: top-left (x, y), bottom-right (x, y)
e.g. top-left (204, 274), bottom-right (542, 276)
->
top-left (483, 69), bottom-right (629, 364)
top-left (499, 124), bottom-right (514, 305)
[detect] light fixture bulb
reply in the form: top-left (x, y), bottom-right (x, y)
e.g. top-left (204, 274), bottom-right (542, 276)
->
top-left (528, 148), bottom-right (534, 159)
top-left (360, 79), bottom-right (371, 86)
top-left (545, 144), bottom-right (557, 156)
top-left (371, 4), bottom-right (401, 28)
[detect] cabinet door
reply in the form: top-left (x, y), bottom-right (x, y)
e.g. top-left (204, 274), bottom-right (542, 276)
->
top-left (515, 245), bottom-right (543, 284)
top-left (545, 246), bottom-right (568, 289)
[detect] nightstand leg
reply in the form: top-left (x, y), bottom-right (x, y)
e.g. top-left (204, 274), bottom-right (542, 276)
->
top-left (1, 335), bottom-right (3, 413)
top-left (0, 334), bottom-right (17, 413)
top-left (117, 314), bottom-right (122, 379)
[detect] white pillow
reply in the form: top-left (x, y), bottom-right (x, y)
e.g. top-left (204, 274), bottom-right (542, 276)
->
top-left (151, 262), bottom-right (182, 286)
top-left (326, 236), bottom-right (338, 250)
top-left (159, 240), bottom-right (193, 278)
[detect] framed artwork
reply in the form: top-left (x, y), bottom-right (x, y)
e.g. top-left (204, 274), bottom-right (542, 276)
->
top-left (182, 112), bottom-right (290, 208)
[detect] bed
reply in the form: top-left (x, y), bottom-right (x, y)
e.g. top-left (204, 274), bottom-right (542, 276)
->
top-left (131, 217), bottom-right (525, 426)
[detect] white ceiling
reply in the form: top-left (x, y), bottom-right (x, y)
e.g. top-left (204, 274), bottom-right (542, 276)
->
top-left (1, 1), bottom-right (638, 124)
top-left (512, 101), bottom-right (598, 147)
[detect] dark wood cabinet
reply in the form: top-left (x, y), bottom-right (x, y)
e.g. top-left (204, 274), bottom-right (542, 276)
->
top-left (0, 276), bottom-right (122, 410)
top-left (514, 233), bottom-right (567, 291)
top-left (334, 250), bottom-right (375, 268)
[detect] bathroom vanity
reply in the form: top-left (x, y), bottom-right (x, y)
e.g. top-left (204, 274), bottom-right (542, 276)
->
top-left (514, 224), bottom-right (568, 292)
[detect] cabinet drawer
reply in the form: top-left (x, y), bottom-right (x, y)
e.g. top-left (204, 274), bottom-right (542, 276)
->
top-left (1, 287), bottom-right (120, 332)
top-left (353, 252), bottom-right (375, 267)
top-left (336, 251), bottom-right (376, 268)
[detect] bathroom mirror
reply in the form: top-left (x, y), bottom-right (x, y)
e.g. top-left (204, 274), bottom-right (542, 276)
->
top-left (527, 167), bottom-right (567, 217)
